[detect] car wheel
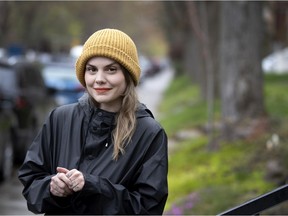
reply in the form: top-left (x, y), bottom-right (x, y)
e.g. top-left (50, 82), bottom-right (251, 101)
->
top-left (0, 138), bottom-right (14, 182)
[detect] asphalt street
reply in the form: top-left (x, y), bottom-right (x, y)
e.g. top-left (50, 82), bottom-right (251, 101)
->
top-left (0, 169), bottom-right (32, 215)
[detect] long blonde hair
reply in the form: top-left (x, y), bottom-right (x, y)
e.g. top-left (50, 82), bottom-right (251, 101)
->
top-left (112, 68), bottom-right (138, 160)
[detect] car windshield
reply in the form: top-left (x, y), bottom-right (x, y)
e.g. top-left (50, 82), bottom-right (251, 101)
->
top-left (42, 65), bottom-right (81, 90)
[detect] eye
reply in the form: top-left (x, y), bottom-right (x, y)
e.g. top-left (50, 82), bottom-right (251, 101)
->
top-left (107, 67), bottom-right (117, 73)
top-left (86, 65), bottom-right (97, 73)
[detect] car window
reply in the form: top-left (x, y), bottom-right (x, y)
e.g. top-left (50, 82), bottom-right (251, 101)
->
top-left (0, 66), bottom-right (17, 97)
top-left (42, 65), bottom-right (79, 90)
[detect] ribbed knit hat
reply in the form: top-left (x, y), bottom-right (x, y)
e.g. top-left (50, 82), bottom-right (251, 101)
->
top-left (76, 28), bottom-right (141, 86)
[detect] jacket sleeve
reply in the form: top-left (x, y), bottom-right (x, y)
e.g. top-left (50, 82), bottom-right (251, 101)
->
top-left (73, 128), bottom-right (169, 215)
top-left (18, 111), bottom-right (73, 214)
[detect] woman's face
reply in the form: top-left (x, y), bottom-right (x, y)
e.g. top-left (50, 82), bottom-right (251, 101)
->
top-left (84, 56), bottom-right (127, 112)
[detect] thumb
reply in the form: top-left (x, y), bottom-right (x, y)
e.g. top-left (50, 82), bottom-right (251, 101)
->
top-left (57, 167), bottom-right (70, 174)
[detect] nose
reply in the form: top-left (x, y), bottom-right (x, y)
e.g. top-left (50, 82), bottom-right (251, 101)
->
top-left (95, 71), bottom-right (106, 84)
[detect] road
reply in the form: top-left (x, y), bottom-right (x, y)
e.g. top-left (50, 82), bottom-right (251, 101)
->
top-left (0, 67), bottom-right (173, 215)
top-left (0, 169), bottom-right (32, 215)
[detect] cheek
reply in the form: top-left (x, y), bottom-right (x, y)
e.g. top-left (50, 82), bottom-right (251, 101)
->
top-left (119, 83), bottom-right (127, 94)
top-left (112, 77), bottom-right (127, 93)
top-left (84, 73), bottom-right (93, 86)
top-left (109, 73), bottom-right (125, 86)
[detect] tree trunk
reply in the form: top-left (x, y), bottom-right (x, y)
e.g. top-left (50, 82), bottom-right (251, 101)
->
top-left (161, 1), bottom-right (189, 76)
top-left (0, 2), bottom-right (13, 46)
top-left (219, 1), bottom-right (266, 139)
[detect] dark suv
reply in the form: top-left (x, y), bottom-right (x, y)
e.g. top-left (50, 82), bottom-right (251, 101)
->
top-left (0, 61), bottom-right (56, 167)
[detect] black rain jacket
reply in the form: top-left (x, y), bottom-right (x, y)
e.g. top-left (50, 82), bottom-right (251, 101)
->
top-left (18, 94), bottom-right (168, 215)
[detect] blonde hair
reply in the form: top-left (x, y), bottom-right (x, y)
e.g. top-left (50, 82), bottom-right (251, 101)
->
top-left (112, 69), bottom-right (138, 160)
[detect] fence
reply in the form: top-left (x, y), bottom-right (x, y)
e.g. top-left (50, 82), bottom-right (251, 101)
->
top-left (218, 184), bottom-right (288, 215)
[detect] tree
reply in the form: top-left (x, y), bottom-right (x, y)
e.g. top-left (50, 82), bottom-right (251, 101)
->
top-left (161, 1), bottom-right (267, 143)
top-left (161, 2), bottom-right (220, 100)
top-left (0, 1), bottom-right (12, 46)
top-left (219, 1), bottom-right (266, 139)
top-left (0, 2), bottom-right (165, 55)
top-left (161, 2), bottom-right (189, 76)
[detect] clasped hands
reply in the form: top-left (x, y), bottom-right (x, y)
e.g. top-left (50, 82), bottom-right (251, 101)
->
top-left (50, 167), bottom-right (85, 197)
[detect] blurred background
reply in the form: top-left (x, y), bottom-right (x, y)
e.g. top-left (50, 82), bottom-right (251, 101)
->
top-left (1, 1), bottom-right (288, 215)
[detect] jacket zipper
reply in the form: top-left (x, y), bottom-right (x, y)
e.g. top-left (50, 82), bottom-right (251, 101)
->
top-left (76, 107), bottom-right (95, 169)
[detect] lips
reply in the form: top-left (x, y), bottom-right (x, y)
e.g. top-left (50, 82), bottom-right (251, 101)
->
top-left (94, 88), bottom-right (112, 93)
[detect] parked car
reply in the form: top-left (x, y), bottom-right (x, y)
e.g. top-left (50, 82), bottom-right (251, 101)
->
top-left (41, 62), bottom-right (85, 106)
top-left (139, 55), bottom-right (162, 84)
top-left (262, 47), bottom-right (288, 74)
top-left (0, 90), bottom-right (15, 182)
top-left (0, 61), bottom-right (56, 165)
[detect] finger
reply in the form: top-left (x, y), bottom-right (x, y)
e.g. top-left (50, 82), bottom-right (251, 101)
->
top-left (50, 177), bottom-right (73, 196)
top-left (67, 169), bottom-right (83, 180)
top-left (73, 185), bottom-right (80, 192)
top-left (67, 170), bottom-right (85, 191)
top-left (56, 172), bottom-right (73, 188)
top-left (66, 169), bottom-right (78, 179)
top-left (50, 179), bottom-right (67, 197)
top-left (52, 173), bottom-right (73, 194)
top-left (51, 186), bottom-right (71, 197)
top-left (57, 167), bottom-right (70, 174)
top-left (72, 179), bottom-right (85, 191)
top-left (53, 174), bottom-right (69, 189)
top-left (72, 183), bottom-right (84, 192)
top-left (56, 167), bottom-right (73, 189)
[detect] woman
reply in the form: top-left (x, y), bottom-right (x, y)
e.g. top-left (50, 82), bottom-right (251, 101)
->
top-left (18, 29), bottom-right (168, 215)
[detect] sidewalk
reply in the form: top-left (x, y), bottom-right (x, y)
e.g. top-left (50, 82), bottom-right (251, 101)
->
top-left (137, 68), bottom-right (174, 118)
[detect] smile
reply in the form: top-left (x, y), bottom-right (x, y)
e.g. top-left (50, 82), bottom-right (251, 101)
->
top-left (94, 88), bottom-right (112, 93)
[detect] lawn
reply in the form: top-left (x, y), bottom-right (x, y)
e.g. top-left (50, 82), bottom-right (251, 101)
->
top-left (159, 73), bottom-right (288, 215)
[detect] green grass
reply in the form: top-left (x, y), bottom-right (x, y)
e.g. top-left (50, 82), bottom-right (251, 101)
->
top-left (159, 73), bottom-right (288, 215)
top-left (165, 137), bottom-right (275, 214)
top-left (264, 73), bottom-right (288, 119)
top-left (158, 76), bottom-right (219, 137)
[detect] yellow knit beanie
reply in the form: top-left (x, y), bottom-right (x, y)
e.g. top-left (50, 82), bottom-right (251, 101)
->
top-left (76, 28), bottom-right (141, 86)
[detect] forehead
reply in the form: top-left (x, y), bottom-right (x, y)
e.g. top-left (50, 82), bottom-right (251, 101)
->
top-left (86, 56), bottom-right (119, 66)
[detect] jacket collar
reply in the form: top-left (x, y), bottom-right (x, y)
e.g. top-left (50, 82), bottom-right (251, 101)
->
top-left (78, 93), bottom-right (154, 120)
